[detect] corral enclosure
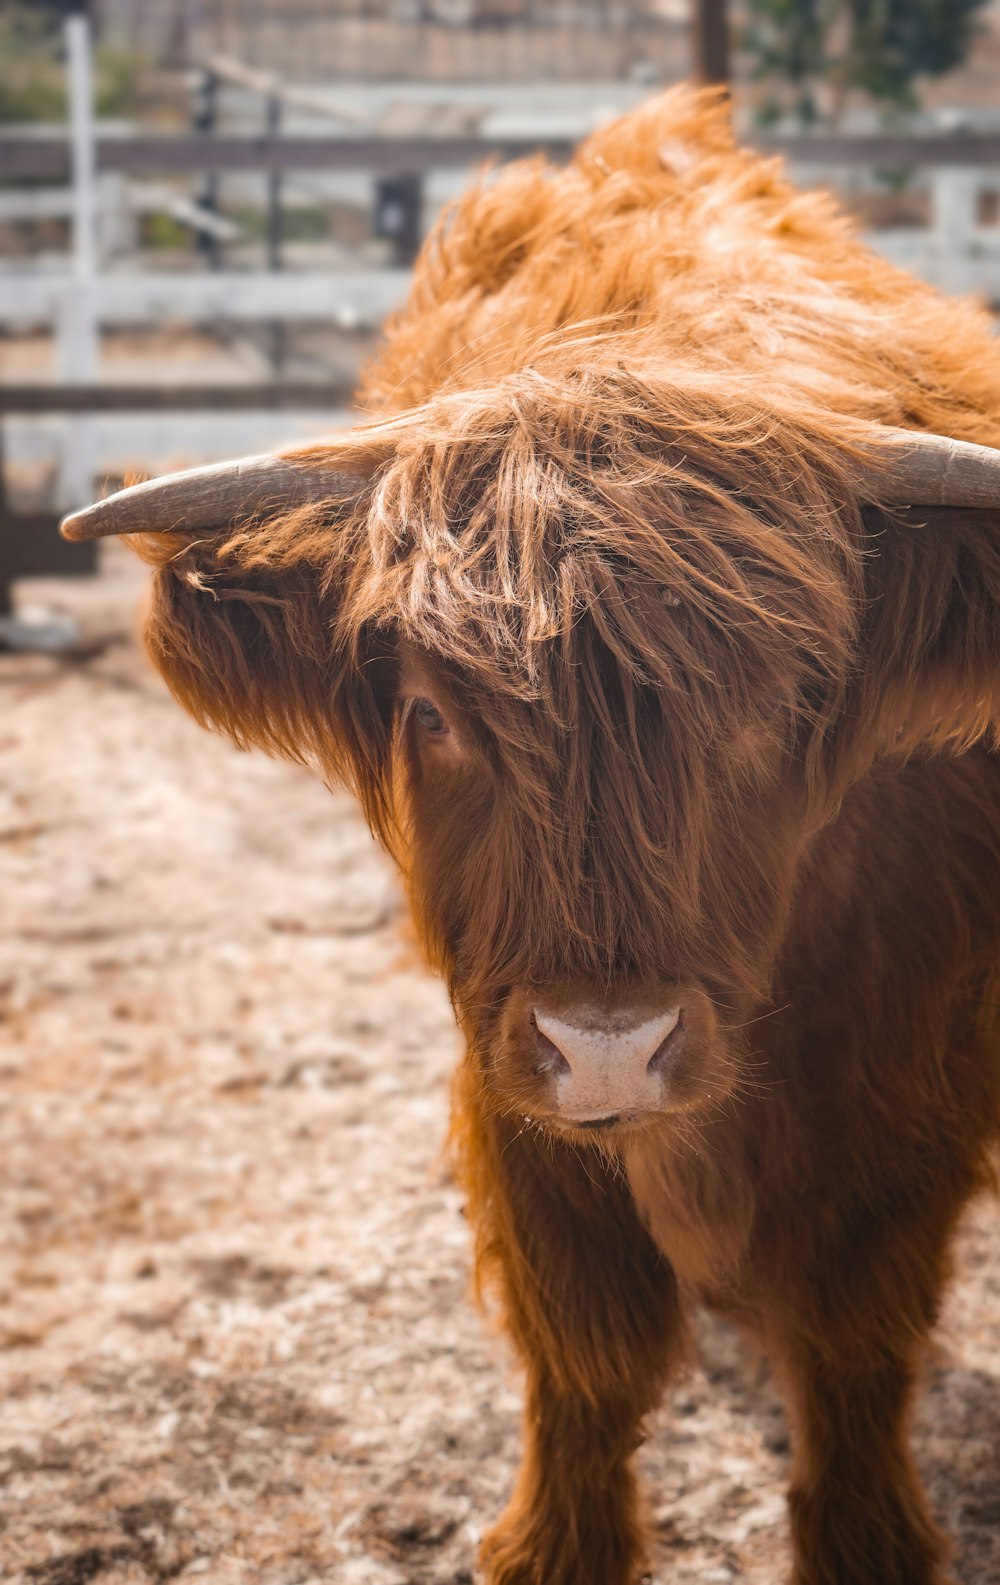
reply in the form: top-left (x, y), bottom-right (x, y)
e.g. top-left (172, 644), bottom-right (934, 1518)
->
top-left (2, 553), bottom-right (1000, 1585)
top-left (4, 3), bottom-right (1000, 1582)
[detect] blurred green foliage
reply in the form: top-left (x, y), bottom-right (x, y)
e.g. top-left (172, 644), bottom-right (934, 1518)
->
top-left (227, 203), bottom-right (332, 243)
top-left (745, 0), bottom-right (991, 126)
top-left (139, 211), bottom-right (191, 251)
top-left (0, 0), bottom-right (148, 123)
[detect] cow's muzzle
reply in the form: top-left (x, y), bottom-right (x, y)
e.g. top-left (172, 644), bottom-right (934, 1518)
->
top-left (494, 985), bottom-right (726, 1133)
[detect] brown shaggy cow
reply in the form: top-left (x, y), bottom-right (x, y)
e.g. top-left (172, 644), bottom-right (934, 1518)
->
top-left (64, 89), bottom-right (1000, 1585)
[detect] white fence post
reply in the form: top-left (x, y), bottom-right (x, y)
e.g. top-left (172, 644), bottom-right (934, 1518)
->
top-left (58, 15), bottom-right (100, 513)
top-left (929, 168), bottom-right (980, 296)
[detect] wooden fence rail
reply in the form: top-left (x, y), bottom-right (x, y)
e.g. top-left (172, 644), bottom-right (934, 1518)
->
top-left (6, 130), bottom-right (1000, 182)
top-left (0, 382), bottom-right (354, 415)
top-left (0, 132), bottom-right (575, 182)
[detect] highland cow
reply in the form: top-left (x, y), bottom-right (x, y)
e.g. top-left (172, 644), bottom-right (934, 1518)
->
top-left (63, 89), bottom-right (1000, 1585)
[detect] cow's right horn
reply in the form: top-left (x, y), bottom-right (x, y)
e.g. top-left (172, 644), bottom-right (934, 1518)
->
top-left (59, 452), bottom-right (367, 542)
top-left (863, 426), bottom-right (1000, 509)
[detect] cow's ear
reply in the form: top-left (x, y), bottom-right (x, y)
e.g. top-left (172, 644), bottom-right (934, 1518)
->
top-left (841, 501), bottom-right (1000, 768)
top-left (60, 448), bottom-right (394, 814)
top-left (821, 426), bottom-right (1000, 766)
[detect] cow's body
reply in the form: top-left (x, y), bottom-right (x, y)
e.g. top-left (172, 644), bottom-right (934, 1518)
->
top-left (453, 746), bottom-right (1000, 1585)
top-left (84, 90), bottom-right (1000, 1584)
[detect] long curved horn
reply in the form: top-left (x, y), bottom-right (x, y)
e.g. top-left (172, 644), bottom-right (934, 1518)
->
top-left (59, 452), bottom-right (366, 542)
top-left (863, 426), bottom-right (1000, 509)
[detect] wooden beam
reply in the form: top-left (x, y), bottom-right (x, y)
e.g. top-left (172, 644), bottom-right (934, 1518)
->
top-left (693, 0), bottom-right (729, 87)
top-left (757, 133), bottom-right (1000, 167)
top-left (0, 382), bottom-right (357, 413)
top-left (7, 130), bottom-right (1000, 182)
top-left (0, 132), bottom-right (576, 181)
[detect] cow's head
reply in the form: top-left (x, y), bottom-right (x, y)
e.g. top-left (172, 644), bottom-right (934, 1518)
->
top-left (63, 366), bottom-right (1000, 1142)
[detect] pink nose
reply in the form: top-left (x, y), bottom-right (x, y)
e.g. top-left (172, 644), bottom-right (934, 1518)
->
top-left (532, 1003), bottom-right (682, 1122)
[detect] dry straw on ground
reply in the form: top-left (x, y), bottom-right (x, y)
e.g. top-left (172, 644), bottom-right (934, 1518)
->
top-left (2, 548), bottom-right (998, 1584)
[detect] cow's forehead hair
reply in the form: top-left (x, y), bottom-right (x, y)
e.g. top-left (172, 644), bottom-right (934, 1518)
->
top-left (344, 361), bottom-right (864, 745)
top-left (271, 363), bottom-right (873, 864)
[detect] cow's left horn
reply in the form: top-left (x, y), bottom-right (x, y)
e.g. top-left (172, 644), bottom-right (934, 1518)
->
top-left (863, 426), bottom-right (1000, 509)
top-left (59, 452), bottom-right (366, 542)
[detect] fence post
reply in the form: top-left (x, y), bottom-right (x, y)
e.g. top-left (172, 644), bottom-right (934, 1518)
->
top-left (192, 67), bottom-right (221, 271)
top-left (931, 168), bottom-right (979, 296)
top-left (373, 173), bottom-right (424, 267)
top-left (58, 14), bottom-right (100, 514)
top-left (0, 422), bottom-right (11, 619)
top-left (265, 92), bottom-right (286, 371)
top-left (692, 0), bottom-right (729, 87)
top-left (266, 91), bottom-right (284, 272)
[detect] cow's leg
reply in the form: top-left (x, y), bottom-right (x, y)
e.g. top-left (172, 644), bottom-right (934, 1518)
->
top-left (478, 1370), bottom-right (662, 1585)
top-left (764, 1212), bottom-right (958, 1585)
top-left (780, 1340), bottom-right (950, 1585)
top-left (454, 1071), bottom-right (683, 1585)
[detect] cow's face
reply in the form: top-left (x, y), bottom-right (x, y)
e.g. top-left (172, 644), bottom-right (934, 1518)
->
top-left (95, 368), bottom-right (982, 1145)
top-left (389, 618), bottom-right (811, 1142)
top-left (302, 372), bottom-right (866, 1145)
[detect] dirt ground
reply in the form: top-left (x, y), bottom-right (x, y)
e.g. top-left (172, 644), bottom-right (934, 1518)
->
top-left (2, 551), bottom-right (999, 1585)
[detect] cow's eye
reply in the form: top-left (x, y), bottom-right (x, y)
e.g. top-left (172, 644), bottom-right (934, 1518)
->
top-left (414, 697), bottom-right (449, 737)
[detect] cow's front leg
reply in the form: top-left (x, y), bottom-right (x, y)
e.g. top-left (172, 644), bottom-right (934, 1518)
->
top-left (479, 1370), bottom-right (655, 1585)
top-left (780, 1343), bottom-right (951, 1585)
top-left (765, 1232), bottom-right (955, 1585)
top-left (454, 1073), bottom-right (683, 1585)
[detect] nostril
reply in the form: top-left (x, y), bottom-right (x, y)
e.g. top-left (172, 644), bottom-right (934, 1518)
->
top-left (647, 1011), bottom-right (684, 1075)
top-left (530, 1018), bottom-right (571, 1078)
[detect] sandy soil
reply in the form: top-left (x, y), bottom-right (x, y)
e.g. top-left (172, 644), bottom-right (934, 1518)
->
top-left (1, 553), bottom-right (999, 1585)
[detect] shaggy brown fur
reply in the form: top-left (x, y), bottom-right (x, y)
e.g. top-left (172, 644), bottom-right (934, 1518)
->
top-left (126, 90), bottom-right (1000, 1584)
